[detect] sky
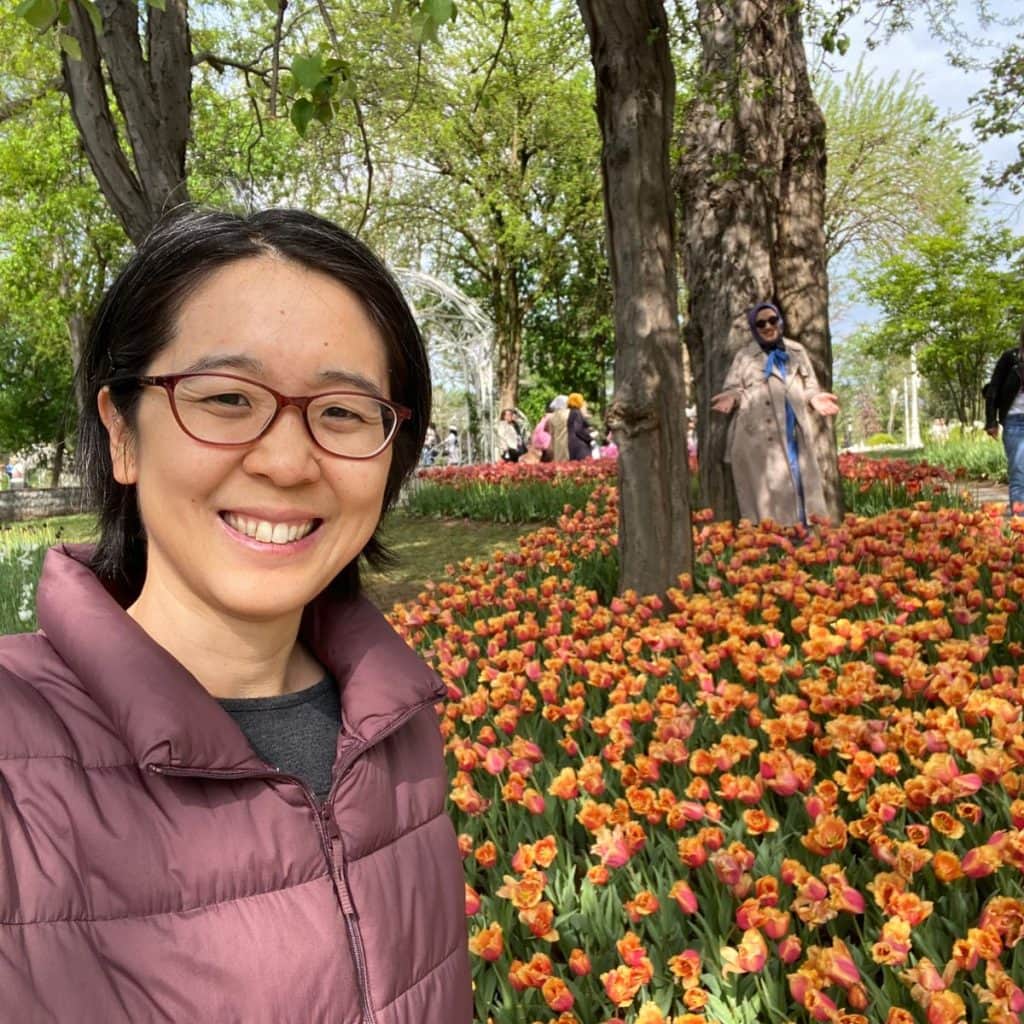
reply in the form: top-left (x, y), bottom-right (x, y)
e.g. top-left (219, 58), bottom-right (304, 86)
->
top-left (818, 0), bottom-right (1023, 343)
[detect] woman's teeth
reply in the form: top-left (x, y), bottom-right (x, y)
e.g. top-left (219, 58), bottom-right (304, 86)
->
top-left (223, 513), bottom-right (316, 544)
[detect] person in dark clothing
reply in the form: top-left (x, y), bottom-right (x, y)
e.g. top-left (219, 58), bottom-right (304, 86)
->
top-left (567, 392), bottom-right (594, 460)
top-left (984, 321), bottom-right (1024, 513)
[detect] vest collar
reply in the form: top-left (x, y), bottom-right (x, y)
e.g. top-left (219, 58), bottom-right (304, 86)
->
top-left (36, 545), bottom-right (443, 771)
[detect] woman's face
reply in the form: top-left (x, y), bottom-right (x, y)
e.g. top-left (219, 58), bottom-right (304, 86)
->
top-left (754, 309), bottom-right (781, 344)
top-left (100, 255), bottom-right (393, 624)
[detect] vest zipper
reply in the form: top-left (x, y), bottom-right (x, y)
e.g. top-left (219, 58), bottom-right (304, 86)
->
top-left (321, 803), bottom-right (376, 1024)
top-left (147, 762), bottom-right (377, 1024)
top-left (145, 687), bottom-right (441, 1024)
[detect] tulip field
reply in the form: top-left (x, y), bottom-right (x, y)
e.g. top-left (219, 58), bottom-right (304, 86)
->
top-left (389, 458), bottom-right (1024, 1024)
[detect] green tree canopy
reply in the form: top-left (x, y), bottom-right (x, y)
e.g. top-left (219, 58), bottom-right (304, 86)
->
top-left (818, 60), bottom-right (979, 265)
top-left (856, 215), bottom-right (1024, 426)
top-left (0, 20), bottom-right (126, 466)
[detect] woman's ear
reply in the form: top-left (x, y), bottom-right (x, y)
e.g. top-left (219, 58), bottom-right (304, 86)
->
top-left (97, 387), bottom-right (138, 485)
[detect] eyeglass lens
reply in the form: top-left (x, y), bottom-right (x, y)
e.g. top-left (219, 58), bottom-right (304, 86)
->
top-left (171, 375), bottom-right (397, 457)
top-left (755, 316), bottom-right (779, 328)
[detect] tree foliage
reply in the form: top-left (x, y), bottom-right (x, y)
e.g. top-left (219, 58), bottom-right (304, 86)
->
top-left (856, 215), bottom-right (1024, 426)
top-left (0, 21), bottom-right (126, 463)
top-left (378, 0), bottom-right (605, 410)
top-left (818, 60), bottom-right (979, 264)
top-left (972, 32), bottom-right (1024, 194)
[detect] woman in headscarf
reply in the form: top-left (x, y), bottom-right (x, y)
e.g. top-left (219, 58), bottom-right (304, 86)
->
top-left (711, 301), bottom-right (839, 526)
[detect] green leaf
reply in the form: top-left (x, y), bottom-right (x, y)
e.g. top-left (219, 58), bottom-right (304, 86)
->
top-left (290, 98), bottom-right (314, 136)
top-left (313, 101), bottom-right (333, 126)
top-left (59, 31), bottom-right (81, 60)
top-left (79, 0), bottom-right (102, 34)
top-left (57, 0), bottom-right (70, 26)
top-left (15, 0), bottom-right (58, 31)
top-left (291, 54), bottom-right (324, 92)
top-left (423, 0), bottom-right (455, 24)
top-left (148, 0), bottom-right (166, 10)
top-left (410, 10), bottom-right (438, 44)
top-left (335, 78), bottom-right (356, 102)
top-left (262, 0), bottom-right (282, 11)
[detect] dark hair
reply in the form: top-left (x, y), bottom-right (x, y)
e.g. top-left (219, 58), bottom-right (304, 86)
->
top-left (78, 207), bottom-right (430, 602)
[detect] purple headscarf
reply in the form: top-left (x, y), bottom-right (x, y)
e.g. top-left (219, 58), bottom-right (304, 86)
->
top-left (748, 302), bottom-right (784, 348)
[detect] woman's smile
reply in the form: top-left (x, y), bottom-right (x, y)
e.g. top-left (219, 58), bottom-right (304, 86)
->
top-left (220, 511), bottom-right (322, 546)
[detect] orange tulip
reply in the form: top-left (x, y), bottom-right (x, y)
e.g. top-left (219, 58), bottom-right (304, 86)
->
top-left (721, 928), bottom-right (767, 976)
top-left (541, 976), bottom-right (574, 1013)
top-left (568, 948), bottom-right (592, 977)
top-left (468, 922), bottom-right (504, 961)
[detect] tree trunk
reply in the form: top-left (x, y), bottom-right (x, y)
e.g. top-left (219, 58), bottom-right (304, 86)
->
top-left (576, 0), bottom-right (693, 596)
top-left (64, 0), bottom-right (191, 244)
top-left (677, 0), bottom-right (840, 522)
top-left (67, 310), bottom-right (90, 413)
top-left (493, 262), bottom-right (523, 412)
top-left (50, 436), bottom-right (66, 489)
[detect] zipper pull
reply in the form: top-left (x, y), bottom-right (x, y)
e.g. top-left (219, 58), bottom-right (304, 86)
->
top-left (321, 808), bottom-right (358, 918)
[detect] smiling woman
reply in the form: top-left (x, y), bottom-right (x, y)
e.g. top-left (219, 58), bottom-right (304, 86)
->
top-left (0, 209), bottom-right (472, 1023)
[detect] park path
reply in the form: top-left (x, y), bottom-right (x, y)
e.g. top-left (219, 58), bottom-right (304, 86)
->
top-left (958, 478), bottom-right (1009, 508)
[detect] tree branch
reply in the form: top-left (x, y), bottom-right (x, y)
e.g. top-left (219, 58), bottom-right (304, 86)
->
top-left (472, 0), bottom-right (512, 114)
top-left (192, 51), bottom-right (269, 79)
top-left (63, 4), bottom-right (150, 243)
top-left (269, 0), bottom-right (286, 118)
top-left (315, 0), bottom-right (373, 236)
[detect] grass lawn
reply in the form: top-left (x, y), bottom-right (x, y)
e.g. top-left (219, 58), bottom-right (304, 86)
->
top-left (368, 510), bottom-right (534, 609)
top-left (0, 513), bottom-right (98, 545)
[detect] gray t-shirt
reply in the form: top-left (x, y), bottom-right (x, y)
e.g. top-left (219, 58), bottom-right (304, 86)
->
top-left (219, 676), bottom-right (341, 801)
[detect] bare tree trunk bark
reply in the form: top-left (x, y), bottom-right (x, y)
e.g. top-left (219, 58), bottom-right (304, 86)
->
top-left (576, 0), bottom-right (693, 596)
top-left (677, 0), bottom-right (840, 522)
top-left (67, 311), bottom-right (90, 413)
top-left (494, 264), bottom-right (523, 411)
top-left (64, 0), bottom-right (191, 244)
top-left (50, 437), bottom-right (66, 489)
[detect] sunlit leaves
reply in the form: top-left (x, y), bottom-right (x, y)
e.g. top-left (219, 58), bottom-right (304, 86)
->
top-left (14, 0), bottom-right (56, 30)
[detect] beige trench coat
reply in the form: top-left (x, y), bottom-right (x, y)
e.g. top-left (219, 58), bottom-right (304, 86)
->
top-left (549, 408), bottom-right (571, 462)
top-left (719, 339), bottom-right (828, 526)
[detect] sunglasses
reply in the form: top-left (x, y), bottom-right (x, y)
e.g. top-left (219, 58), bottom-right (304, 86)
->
top-left (755, 315), bottom-right (780, 328)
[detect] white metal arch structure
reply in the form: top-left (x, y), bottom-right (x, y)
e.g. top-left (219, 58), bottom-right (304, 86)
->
top-left (395, 268), bottom-right (496, 463)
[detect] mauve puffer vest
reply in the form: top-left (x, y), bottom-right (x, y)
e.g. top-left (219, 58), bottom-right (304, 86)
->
top-left (0, 546), bottom-right (472, 1024)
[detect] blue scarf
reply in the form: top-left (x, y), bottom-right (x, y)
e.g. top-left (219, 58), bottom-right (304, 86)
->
top-left (763, 347), bottom-right (806, 524)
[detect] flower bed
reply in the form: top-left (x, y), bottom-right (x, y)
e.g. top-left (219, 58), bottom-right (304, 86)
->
top-left (406, 460), bottom-right (618, 522)
top-left (405, 455), bottom-right (964, 524)
top-left (391, 490), bottom-right (1024, 1024)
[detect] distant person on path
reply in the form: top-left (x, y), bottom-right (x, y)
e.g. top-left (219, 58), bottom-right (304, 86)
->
top-left (443, 424), bottom-right (462, 465)
top-left (548, 394), bottom-right (570, 462)
top-left (567, 393), bottom-right (594, 461)
top-left (0, 208), bottom-right (472, 1022)
top-left (984, 321), bottom-right (1024, 513)
top-left (421, 421), bottom-right (439, 465)
top-left (712, 301), bottom-right (839, 526)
